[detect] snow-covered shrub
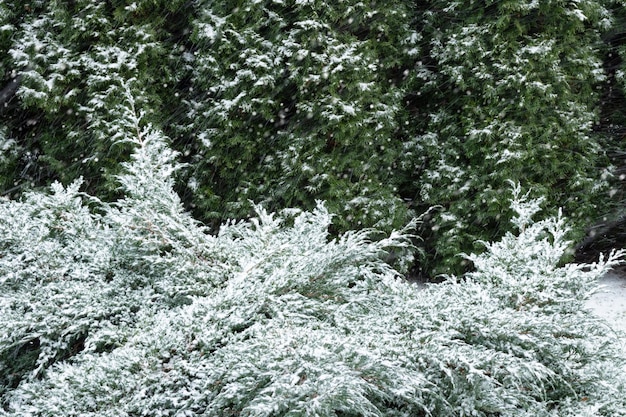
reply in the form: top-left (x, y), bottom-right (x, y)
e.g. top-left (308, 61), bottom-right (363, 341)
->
top-left (1, 95), bottom-right (625, 415)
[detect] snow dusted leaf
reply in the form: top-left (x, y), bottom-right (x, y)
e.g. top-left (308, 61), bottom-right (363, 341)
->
top-left (508, 181), bottom-right (546, 232)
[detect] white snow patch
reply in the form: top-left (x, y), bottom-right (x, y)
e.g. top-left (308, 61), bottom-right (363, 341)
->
top-left (587, 272), bottom-right (626, 335)
top-left (571, 9), bottom-right (587, 21)
top-left (586, 271), bottom-right (626, 363)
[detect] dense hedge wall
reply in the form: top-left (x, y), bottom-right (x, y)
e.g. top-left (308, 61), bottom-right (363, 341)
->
top-left (1, 0), bottom-right (625, 275)
top-left (405, 0), bottom-right (618, 273)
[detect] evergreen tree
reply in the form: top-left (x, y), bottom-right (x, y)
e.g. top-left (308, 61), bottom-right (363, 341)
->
top-left (596, 0), bottom-right (626, 138)
top-left (2, 0), bottom-right (626, 278)
top-left (407, 0), bottom-right (615, 274)
top-left (0, 0), bottom-right (184, 198)
top-left (0, 1), bottom-right (29, 195)
top-left (180, 0), bottom-right (419, 231)
top-left (588, 0), bottom-right (626, 255)
top-left (0, 0), bottom-right (421, 234)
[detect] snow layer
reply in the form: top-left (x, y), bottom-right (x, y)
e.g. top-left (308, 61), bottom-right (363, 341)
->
top-left (586, 271), bottom-right (626, 361)
top-left (587, 272), bottom-right (626, 334)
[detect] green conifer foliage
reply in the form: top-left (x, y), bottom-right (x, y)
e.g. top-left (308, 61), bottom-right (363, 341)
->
top-left (2, 0), bottom-right (626, 277)
top-left (183, 0), bottom-right (418, 231)
top-left (407, 0), bottom-right (614, 274)
top-left (1, 0), bottom-right (185, 197)
top-left (0, 2), bottom-right (28, 196)
top-left (606, 0), bottom-right (626, 218)
top-left (572, 0), bottom-right (626, 257)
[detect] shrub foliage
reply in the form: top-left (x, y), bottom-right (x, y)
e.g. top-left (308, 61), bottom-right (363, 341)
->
top-left (406, 0), bottom-right (616, 274)
top-left (1, 93), bottom-right (625, 415)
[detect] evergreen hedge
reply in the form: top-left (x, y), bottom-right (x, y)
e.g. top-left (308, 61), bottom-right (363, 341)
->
top-left (0, 0), bottom-right (625, 276)
top-left (406, 0), bottom-right (615, 274)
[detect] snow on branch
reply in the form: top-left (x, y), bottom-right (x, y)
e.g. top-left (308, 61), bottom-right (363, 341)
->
top-left (2, 125), bottom-right (625, 415)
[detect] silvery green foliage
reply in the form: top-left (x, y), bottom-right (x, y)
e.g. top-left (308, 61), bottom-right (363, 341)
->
top-left (0, 89), bottom-right (229, 403)
top-left (1, 105), bottom-right (625, 415)
top-left (103, 84), bottom-right (231, 294)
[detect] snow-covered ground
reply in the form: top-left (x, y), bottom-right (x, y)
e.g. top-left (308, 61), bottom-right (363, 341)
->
top-left (586, 271), bottom-right (626, 357)
top-left (587, 272), bottom-right (626, 334)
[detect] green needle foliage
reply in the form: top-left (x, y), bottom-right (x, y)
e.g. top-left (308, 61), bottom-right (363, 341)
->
top-left (1, 89), bottom-right (625, 416)
top-left (406, 0), bottom-right (615, 274)
top-left (0, 0), bottom-right (184, 197)
top-left (181, 0), bottom-right (418, 231)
